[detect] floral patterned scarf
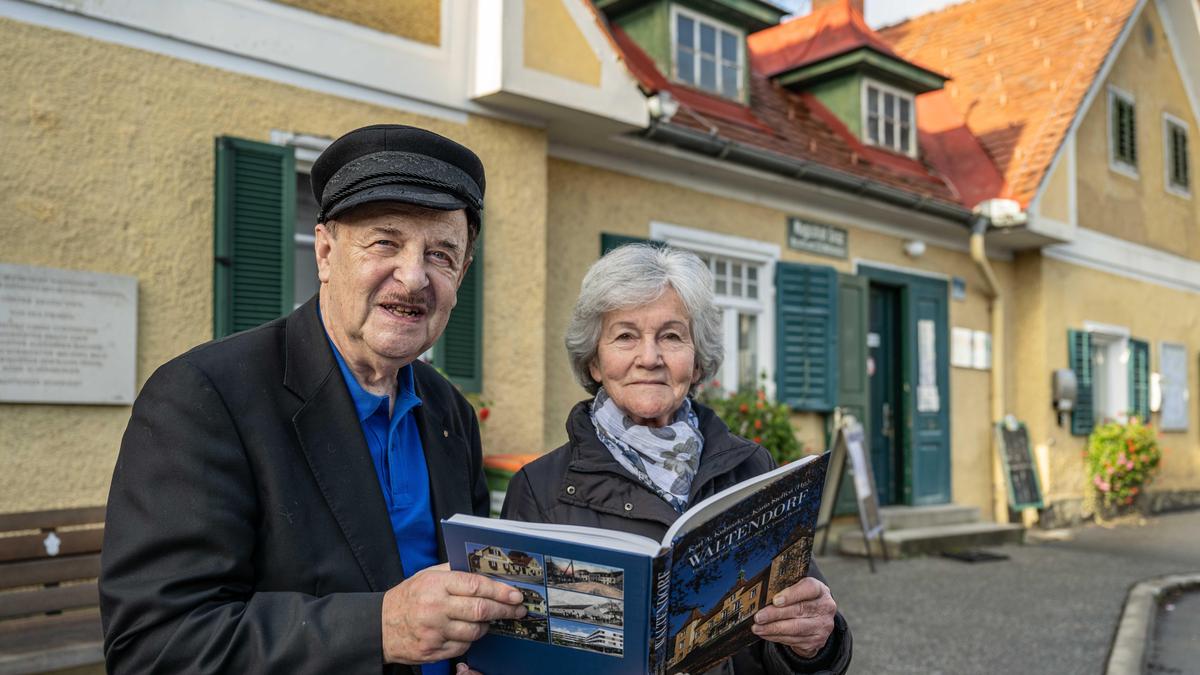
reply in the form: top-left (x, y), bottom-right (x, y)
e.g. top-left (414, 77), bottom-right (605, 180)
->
top-left (589, 388), bottom-right (704, 512)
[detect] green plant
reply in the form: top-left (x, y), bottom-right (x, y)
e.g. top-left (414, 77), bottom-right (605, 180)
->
top-left (695, 380), bottom-right (805, 465)
top-left (1084, 417), bottom-right (1162, 508)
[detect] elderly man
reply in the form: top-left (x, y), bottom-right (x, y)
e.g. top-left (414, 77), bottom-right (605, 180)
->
top-left (100, 125), bottom-right (524, 674)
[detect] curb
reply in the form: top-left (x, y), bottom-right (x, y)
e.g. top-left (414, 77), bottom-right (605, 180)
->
top-left (1105, 573), bottom-right (1200, 674)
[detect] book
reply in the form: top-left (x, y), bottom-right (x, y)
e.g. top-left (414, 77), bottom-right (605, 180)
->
top-left (442, 451), bottom-right (829, 675)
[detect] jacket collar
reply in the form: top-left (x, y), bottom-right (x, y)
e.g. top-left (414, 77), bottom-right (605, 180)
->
top-left (285, 296), bottom-right (407, 590)
top-left (561, 398), bottom-right (762, 525)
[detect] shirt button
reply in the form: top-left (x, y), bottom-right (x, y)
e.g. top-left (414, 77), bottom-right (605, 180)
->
top-left (565, 485), bottom-right (576, 495)
top-left (624, 502), bottom-right (633, 512)
top-left (442, 429), bottom-right (449, 438)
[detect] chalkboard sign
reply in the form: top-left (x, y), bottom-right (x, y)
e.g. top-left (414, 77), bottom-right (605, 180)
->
top-left (996, 418), bottom-right (1043, 510)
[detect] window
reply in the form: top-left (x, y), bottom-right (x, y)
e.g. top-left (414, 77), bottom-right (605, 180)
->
top-left (695, 252), bottom-right (765, 393)
top-left (1068, 325), bottom-right (1150, 435)
top-left (1108, 86), bottom-right (1138, 176)
top-left (862, 80), bottom-right (916, 157)
top-left (1164, 113), bottom-right (1191, 197)
top-left (672, 5), bottom-right (743, 99)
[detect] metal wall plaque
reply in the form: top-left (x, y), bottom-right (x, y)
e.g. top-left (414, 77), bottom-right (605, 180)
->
top-left (0, 264), bottom-right (137, 404)
top-left (787, 217), bottom-right (847, 259)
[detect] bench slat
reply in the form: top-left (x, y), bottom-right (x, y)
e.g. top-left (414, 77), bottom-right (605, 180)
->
top-left (0, 529), bottom-right (103, 565)
top-left (0, 583), bottom-right (98, 621)
top-left (0, 554), bottom-right (102, 591)
top-left (0, 508), bottom-right (105, 533)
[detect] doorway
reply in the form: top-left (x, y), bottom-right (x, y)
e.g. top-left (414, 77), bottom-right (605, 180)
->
top-left (859, 264), bottom-right (951, 506)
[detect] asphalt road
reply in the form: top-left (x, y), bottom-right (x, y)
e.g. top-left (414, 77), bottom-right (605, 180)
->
top-left (815, 509), bottom-right (1200, 674)
top-left (1147, 587), bottom-right (1200, 674)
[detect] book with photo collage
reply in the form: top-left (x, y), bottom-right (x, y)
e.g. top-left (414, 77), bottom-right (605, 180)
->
top-left (442, 452), bottom-right (829, 675)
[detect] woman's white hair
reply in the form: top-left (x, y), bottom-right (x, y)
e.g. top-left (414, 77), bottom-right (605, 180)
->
top-left (565, 243), bottom-right (724, 395)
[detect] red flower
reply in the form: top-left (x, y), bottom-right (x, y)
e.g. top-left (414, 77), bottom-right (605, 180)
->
top-left (752, 436), bottom-right (762, 444)
top-left (754, 419), bottom-right (763, 430)
top-left (739, 403), bottom-right (749, 414)
top-left (478, 407), bottom-right (490, 422)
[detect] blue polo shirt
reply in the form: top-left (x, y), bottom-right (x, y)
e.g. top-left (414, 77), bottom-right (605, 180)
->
top-left (327, 340), bottom-right (447, 675)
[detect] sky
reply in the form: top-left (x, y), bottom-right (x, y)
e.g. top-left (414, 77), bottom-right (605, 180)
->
top-left (774, 0), bottom-right (972, 28)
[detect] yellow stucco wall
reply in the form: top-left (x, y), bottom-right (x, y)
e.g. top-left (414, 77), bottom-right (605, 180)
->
top-left (0, 17), bottom-right (547, 512)
top-left (270, 0), bottom-right (441, 45)
top-left (544, 158), bottom-right (1014, 517)
top-left (1037, 146), bottom-right (1072, 224)
top-left (523, 0), bottom-right (603, 87)
top-left (1075, 1), bottom-right (1200, 260)
top-left (1015, 255), bottom-right (1200, 512)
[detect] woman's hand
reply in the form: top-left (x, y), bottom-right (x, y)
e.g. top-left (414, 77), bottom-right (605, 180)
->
top-left (750, 577), bottom-right (837, 658)
top-left (454, 664), bottom-right (482, 675)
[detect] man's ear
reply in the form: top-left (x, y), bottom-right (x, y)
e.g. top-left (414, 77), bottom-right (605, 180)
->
top-left (314, 223), bottom-right (334, 283)
top-left (456, 254), bottom-right (473, 291)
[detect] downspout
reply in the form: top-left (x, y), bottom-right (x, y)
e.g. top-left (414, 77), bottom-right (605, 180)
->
top-left (969, 215), bottom-right (1008, 524)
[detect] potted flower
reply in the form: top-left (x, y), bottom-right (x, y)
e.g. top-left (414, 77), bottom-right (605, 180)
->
top-left (1084, 417), bottom-right (1162, 518)
top-left (695, 380), bottom-right (806, 465)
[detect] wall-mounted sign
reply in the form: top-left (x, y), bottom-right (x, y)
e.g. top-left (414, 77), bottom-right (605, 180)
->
top-left (787, 217), bottom-right (847, 259)
top-left (0, 264), bottom-right (137, 405)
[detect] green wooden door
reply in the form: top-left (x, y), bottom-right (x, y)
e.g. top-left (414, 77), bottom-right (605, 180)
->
top-left (904, 276), bottom-right (951, 505)
top-left (859, 265), bottom-right (951, 505)
top-left (832, 274), bottom-right (869, 514)
top-left (868, 283), bottom-right (902, 505)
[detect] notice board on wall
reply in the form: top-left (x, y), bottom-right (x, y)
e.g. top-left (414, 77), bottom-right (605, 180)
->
top-left (0, 263), bottom-right (137, 405)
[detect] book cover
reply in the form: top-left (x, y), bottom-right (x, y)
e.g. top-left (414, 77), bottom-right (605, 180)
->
top-left (662, 452), bottom-right (828, 675)
top-left (441, 453), bottom-right (828, 675)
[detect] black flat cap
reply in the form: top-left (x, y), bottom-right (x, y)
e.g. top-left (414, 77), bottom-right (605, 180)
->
top-left (310, 124), bottom-right (485, 228)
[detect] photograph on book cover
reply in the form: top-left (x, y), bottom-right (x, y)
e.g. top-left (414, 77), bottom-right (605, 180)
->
top-left (665, 460), bottom-right (825, 674)
top-left (465, 541), bottom-right (628, 656)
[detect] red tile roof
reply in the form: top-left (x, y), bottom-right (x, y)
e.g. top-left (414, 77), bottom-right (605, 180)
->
top-left (599, 0), bottom-right (1138, 214)
top-left (609, 23), bottom-right (964, 208)
top-left (880, 0), bottom-right (1139, 206)
top-left (749, 0), bottom-right (942, 80)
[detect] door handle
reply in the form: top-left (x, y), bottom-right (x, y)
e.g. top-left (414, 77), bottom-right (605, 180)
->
top-left (881, 402), bottom-right (893, 439)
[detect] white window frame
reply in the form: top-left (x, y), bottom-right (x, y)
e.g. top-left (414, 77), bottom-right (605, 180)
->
top-left (669, 4), bottom-right (745, 100)
top-left (650, 222), bottom-right (780, 399)
top-left (1107, 85), bottom-right (1139, 179)
top-left (1084, 321), bottom-right (1131, 424)
top-left (861, 78), bottom-right (917, 158)
top-left (1163, 112), bottom-right (1191, 199)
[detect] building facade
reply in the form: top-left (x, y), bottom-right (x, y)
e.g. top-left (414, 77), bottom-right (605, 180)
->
top-left (1, 0), bottom-right (1197, 527)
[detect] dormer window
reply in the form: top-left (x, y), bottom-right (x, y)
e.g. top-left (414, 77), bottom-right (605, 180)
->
top-left (863, 79), bottom-right (916, 156)
top-left (672, 5), bottom-right (743, 99)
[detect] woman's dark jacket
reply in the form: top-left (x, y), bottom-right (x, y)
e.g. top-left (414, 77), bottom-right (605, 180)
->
top-left (500, 399), bottom-right (852, 675)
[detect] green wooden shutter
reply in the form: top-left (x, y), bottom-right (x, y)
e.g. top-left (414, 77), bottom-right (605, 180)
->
top-left (832, 273), bottom-right (869, 515)
top-left (775, 262), bottom-right (838, 411)
top-left (435, 234), bottom-right (483, 392)
top-left (601, 233), bottom-right (660, 254)
top-left (213, 136), bottom-right (295, 338)
top-left (1128, 338), bottom-right (1150, 423)
top-left (1068, 329), bottom-right (1094, 436)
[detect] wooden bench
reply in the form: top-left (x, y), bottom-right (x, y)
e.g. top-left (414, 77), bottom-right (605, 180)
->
top-left (0, 507), bottom-right (105, 675)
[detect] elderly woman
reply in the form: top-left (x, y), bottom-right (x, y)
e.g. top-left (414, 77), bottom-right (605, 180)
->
top-left (501, 244), bottom-right (851, 674)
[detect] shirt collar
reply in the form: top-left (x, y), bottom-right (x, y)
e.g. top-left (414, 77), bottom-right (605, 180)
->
top-left (321, 307), bottom-right (422, 423)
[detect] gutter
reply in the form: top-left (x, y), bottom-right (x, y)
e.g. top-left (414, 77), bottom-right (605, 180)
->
top-left (643, 120), bottom-right (974, 225)
top-left (969, 214), bottom-right (1008, 524)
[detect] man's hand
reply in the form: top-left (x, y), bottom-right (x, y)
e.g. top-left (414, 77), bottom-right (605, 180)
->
top-left (750, 577), bottom-right (837, 659)
top-left (382, 563), bottom-right (526, 665)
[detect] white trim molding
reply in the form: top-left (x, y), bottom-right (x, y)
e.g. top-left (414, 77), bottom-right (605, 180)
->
top-left (1107, 84), bottom-right (1140, 180)
top-left (1044, 227), bottom-right (1200, 295)
top-left (1, 0), bottom-right (476, 123)
top-left (1156, 0), bottom-right (1200, 129)
top-left (1162, 112), bottom-right (1192, 199)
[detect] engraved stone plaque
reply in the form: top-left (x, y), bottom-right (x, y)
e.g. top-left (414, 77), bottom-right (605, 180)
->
top-left (0, 264), bottom-right (137, 404)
